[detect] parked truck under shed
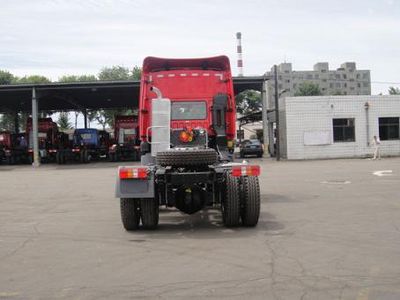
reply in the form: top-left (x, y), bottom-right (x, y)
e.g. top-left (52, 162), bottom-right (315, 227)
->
top-left (109, 115), bottom-right (140, 162)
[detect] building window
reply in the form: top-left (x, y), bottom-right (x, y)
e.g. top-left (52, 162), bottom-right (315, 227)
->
top-left (357, 83), bottom-right (361, 88)
top-left (363, 73), bottom-right (369, 79)
top-left (330, 83), bottom-right (334, 88)
top-left (315, 74), bottom-right (319, 79)
top-left (343, 74), bottom-right (347, 79)
top-left (333, 118), bottom-right (355, 142)
top-left (335, 74), bottom-right (340, 79)
top-left (336, 83), bottom-right (341, 88)
top-left (307, 74), bottom-right (313, 79)
top-left (379, 117), bottom-right (400, 140)
top-left (363, 82), bottom-right (369, 87)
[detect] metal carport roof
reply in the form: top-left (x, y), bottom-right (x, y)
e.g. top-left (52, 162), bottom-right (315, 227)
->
top-left (0, 76), bottom-right (266, 113)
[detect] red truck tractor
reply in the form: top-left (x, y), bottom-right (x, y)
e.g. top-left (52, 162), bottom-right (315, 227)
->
top-left (109, 115), bottom-right (140, 162)
top-left (115, 56), bottom-right (261, 230)
top-left (26, 117), bottom-right (66, 163)
top-left (0, 132), bottom-right (29, 164)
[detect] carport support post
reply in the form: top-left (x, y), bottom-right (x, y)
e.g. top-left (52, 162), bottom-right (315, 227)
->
top-left (274, 65), bottom-right (280, 161)
top-left (261, 79), bottom-right (268, 156)
top-left (83, 109), bottom-right (88, 129)
top-left (32, 87), bottom-right (40, 167)
top-left (14, 111), bottom-right (19, 134)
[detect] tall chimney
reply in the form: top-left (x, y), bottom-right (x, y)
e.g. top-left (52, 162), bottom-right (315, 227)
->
top-left (236, 32), bottom-right (243, 77)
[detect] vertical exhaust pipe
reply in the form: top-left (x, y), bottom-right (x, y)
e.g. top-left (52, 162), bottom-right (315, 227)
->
top-left (150, 86), bottom-right (162, 99)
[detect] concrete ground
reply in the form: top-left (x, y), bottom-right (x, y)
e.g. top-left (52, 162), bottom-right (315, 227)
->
top-left (0, 157), bottom-right (400, 300)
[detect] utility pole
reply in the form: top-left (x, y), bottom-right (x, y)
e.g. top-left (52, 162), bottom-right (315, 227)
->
top-left (274, 65), bottom-right (280, 161)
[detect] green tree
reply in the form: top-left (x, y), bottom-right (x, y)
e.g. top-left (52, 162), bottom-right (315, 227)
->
top-left (388, 87), bottom-right (400, 95)
top-left (17, 75), bottom-right (51, 84)
top-left (131, 66), bottom-right (142, 80)
top-left (58, 74), bottom-right (97, 82)
top-left (236, 90), bottom-right (262, 115)
top-left (294, 82), bottom-right (322, 96)
top-left (98, 66), bottom-right (131, 81)
top-left (0, 70), bottom-right (15, 84)
top-left (0, 114), bottom-right (15, 131)
top-left (57, 112), bottom-right (72, 130)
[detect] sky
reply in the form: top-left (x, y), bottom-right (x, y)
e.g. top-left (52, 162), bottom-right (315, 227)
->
top-left (1, 0), bottom-right (400, 97)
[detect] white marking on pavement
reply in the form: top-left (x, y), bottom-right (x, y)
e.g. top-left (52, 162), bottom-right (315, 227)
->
top-left (321, 180), bottom-right (351, 185)
top-left (373, 170), bottom-right (393, 177)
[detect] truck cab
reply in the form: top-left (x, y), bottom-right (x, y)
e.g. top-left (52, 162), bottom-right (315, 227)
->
top-left (109, 115), bottom-right (140, 161)
top-left (26, 118), bottom-right (60, 163)
top-left (139, 56), bottom-right (236, 158)
top-left (71, 128), bottom-right (110, 163)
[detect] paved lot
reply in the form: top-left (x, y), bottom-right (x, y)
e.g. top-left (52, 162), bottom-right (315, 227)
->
top-left (1, 157), bottom-right (400, 299)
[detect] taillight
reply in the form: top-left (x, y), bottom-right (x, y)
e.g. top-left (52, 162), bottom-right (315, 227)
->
top-left (179, 130), bottom-right (193, 143)
top-left (231, 165), bottom-right (260, 177)
top-left (119, 167), bottom-right (149, 179)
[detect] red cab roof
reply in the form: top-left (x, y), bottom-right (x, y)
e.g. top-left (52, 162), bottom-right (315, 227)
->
top-left (143, 56), bottom-right (231, 73)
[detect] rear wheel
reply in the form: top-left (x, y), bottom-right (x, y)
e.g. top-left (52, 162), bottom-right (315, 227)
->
top-left (222, 172), bottom-right (241, 227)
top-left (241, 176), bottom-right (261, 227)
top-left (109, 152), bottom-right (116, 162)
top-left (56, 152), bottom-right (65, 164)
top-left (120, 198), bottom-right (140, 231)
top-left (80, 150), bottom-right (89, 163)
top-left (140, 198), bottom-right (159, 229)
top-left (7, 155), bottom-right (15, 165)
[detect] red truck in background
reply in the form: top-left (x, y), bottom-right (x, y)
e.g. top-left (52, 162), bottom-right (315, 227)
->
top-left (0, 132), bottom-right (29, 164)
top-left (26, 117), bottom-right (69, 163)
top-left (115, 56), bottom-right (261, 230)
top-left (109, 115), bottom-right (140, 162)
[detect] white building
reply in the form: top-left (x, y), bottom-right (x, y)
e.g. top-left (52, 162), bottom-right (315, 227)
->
top-left (279, 95), bottom-right (400, 159)
top-left (266, 62), bottom-right (371, 109)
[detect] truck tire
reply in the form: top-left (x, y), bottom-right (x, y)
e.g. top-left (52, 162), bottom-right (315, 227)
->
top-left (140, 198), bottom-right (159, 229)
top-left (241, 177), bottom-right (261, 227)
top-left (80, 150), bottom-right (89, 163)
top-left (56, 152), bottom-right (65, 164)
top-left (222, 172), bottom-right (241, 227)
top-left (120, 198), bottom-right (140, 230)
top-left (156, 148), bottom-right (217, 167)
top-left (7, 155), bottom-right (15, 165)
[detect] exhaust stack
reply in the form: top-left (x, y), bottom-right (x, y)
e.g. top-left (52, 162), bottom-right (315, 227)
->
top-left (236, 32), bottom-right (243, 77)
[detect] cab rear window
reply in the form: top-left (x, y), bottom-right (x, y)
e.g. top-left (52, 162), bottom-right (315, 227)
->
top-left (171, 101), bottom-right (207, 120)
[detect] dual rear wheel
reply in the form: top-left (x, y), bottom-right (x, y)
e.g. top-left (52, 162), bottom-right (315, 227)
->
top-left (120, 198), bottom-right (159, 231)
top-left (222, 173), bottom-right (260, 227)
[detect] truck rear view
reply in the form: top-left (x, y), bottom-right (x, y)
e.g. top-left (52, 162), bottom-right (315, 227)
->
top-left (115, 56), bottom-right (261, 230)
top-left (109, 115), bottom-right (140, 162)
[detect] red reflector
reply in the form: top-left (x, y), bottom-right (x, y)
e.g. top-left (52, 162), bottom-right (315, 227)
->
top-left (231, 165), bottom-right (260, 177)
top-left (119, 167), bottom-right (148, 179)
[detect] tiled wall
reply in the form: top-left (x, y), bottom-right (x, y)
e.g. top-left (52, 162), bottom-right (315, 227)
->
top-left (281, 96), bottom-right (400, 159)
